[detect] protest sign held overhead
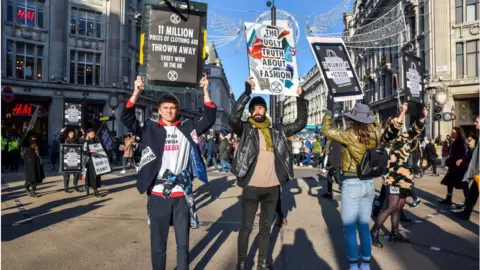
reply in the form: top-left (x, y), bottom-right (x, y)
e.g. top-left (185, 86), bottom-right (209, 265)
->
top-left (307, 37), bottom-right (363, 102)
top-left (403, 53), bottom-right (424, 104)
top-left (245, 22), bottom-right (299, 96)
top-left (140, 2), bottom-right (207, 90)
top-left (60, 144), bottom-right (83, 173)
top-left (64, 103), bottom-right (82, 126)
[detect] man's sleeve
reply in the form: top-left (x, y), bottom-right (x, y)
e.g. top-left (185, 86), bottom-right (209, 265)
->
top-left (229, 93), bottom-right (250, 136)
top-left (283, 96), bottom-right (308, 137)
top-left (121, 100), bottom-right (143, 136)
top-left (195, 102), bottom-right (217, 136)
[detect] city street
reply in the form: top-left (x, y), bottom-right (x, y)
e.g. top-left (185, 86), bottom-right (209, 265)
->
top-left (2, 168), bottom-right (478, 270)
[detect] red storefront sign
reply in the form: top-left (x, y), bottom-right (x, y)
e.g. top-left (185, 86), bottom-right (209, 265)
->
top-left (12, 103), bottom-right (48, 117)
top-left (17, 9), bottom-right (35, 21)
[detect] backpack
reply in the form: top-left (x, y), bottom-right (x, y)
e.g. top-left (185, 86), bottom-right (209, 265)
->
top-left (355, 132), bottom-right (389, 180)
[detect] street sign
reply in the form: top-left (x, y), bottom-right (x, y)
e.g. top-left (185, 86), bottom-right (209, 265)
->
top-left (2, 86), bottom-right (14, 103)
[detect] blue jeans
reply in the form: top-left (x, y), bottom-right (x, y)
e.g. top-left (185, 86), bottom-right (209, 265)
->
top-left (341, 178), bottom-right (375, 262)
top-left (220, 159), bottom-right (231, 171)
top-left (206, 155), bottom-right (219, 169)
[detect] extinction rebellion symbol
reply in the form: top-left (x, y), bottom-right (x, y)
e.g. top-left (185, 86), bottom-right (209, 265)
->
top-left (270, 81), bottom-right (283, 94)
top-left (170, 14), bottom-right (181, 24)
top-left (167, 70), bottom-right (179, 81)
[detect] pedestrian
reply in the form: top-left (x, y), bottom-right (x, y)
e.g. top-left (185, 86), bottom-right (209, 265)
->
top-left (322, 102), bottom-right (387, 270)
top-left (438, 127), bottom-right (469, 208)
top-left (422, 138), bottom-right (439, 176)
top-left (218, 132), bottom-right (231, 173)
top-left (22, 131), bottom-right (45, 197)
top-left (453, 117), bottom-right (479, 220)
top-left (58, 127), bottom-right (82, 193)
top-left (121, 75), bottom-right (215, 270)
top-left (81, 128), bottom-right (104, 197)
top-left (321, 136), bottom-right (343, 199)
top-left (303, 137), bottom-right (313, 167)
top-left (311, 136), bottom-right (322, 168)
top-left (7, 135), bottom-right (20, 172)
top-left (51, 132), bottom-right (61, 171)
top-left (441, 136), bottom-right (451, 168)
top-left (291, 137), bottom-right (302, 166)
top-left (121, 136), bottom-right (137, 174)
top-left (230, 77), bottom-right (307, 270)
top-left (371, 104), bottom-right (428, 250)
top-left (205, 133), bottom-right (220, 170)
top-left (467, 133), bottom-right (476, 151)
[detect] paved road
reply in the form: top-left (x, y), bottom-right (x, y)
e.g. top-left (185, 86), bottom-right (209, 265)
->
top-left (2, 168), bottom-right (479, 270)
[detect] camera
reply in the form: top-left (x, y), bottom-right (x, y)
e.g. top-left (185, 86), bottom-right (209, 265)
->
top-left (266, 1), bottom-right (272, 7)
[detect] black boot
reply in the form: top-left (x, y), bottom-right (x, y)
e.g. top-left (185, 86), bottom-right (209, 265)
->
top-left (370, 225), bottom-right (383, 248)
top-left (64, 187), bottom-right (72, 193)
top-left (93, 188), bottom-right (103, 198)
top-left (85, 186), bottom-right (90, 195)
top-left (438, 195), bottom-right (452, 206)
top-left (389, 228), bottom-right (409, 243)
top-left (453, 204), bottom-right (473, 220)
top-left (257, 259), bottom-right (273, 270)
top-left (74, 186), bottom-right (81, 193)
top-left (25, 186), bottom-right (33, 197)
top-left (236, 261), bottom-right (248, 270)
top-left (455, 201), bottom-right (466, 209)
top-left (31, 185), bottom-right (38, 198)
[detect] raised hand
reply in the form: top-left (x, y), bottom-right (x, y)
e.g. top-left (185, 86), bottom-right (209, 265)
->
top-left (134, 76), bottom-right (144, 94)
top-left (199, 73), bottom-right (208, 90)
top-left (245, 76), bottom-right (255, 95)
top-left (297, 84), bottom-right (303, 96)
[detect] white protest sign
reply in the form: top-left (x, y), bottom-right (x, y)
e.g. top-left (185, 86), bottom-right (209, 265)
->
top-left (245, 22), bottom-right (299, 96)
top-left (88, 143), bottom-right (111, 176)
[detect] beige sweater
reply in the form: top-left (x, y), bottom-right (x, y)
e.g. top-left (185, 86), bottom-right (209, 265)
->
top-left (248, 131), bottom-right (280, 188)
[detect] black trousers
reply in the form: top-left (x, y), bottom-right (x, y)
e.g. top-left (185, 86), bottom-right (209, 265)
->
top-left (51, 152), bottom-right (59, 168)
top-left (465, 181), bottom-right (479, 216)
top-left (423, 158), bottom-right (437, 174)
top-left (149, 195), bottom-right (189, 270)
top-left (275, 192), bottom-right (284, 218)
top-left (238, 186), bottom-right (279, 263)
top-left (63, 174), bottom-right (79, 189)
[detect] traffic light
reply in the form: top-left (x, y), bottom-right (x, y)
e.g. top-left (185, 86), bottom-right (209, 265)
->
top-left (434, 104), bottom-right (443, 121)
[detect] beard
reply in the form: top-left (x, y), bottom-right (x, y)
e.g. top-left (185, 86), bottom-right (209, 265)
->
top-left (252, 114), bottom-right (266, 123)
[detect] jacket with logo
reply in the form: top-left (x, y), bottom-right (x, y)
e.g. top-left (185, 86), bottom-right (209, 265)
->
top-left (121, 101), bottom-right (216, 194)
top-left (229, 92), bottom-right (308, 188)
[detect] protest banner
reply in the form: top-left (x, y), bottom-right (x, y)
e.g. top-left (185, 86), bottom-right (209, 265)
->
top-left (64, 103), bottom-right (82, 126)
top-left (88, 143), bottom-right (111, 176)
top-left (60, 144), bottom-right (83, 173)
top-left (245, 22), bottom-right (299, 96)
top-left (139, 1), bottom-right (207, 91)
top-left (307, 37), bottom-right (363, 102)
top-left (403, 53), bottom-right (424, 104)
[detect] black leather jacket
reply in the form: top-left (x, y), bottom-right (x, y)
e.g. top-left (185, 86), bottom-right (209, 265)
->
top-left (229, 92), bottom-right (308, 188)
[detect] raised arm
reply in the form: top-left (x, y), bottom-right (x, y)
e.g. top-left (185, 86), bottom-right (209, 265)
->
top-left (322, 110), bottom-right (352, 146)
top-left (229, 77), bottom-right (253, 136)
top-left (121, 76), bottom-right (144, 136)
top-left (194, 74), bottom-right (217, 136)
top-left (284, 85), bottom-right (308, 137)
top-left (381, 103), bottom-right (408, 145)
top-left (407, 106), bottom-right (428, 140)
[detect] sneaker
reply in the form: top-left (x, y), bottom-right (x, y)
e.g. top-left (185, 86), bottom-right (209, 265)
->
top-left (120, 170), bottom-right (126, 174)
top-left (136, 166), bottom-right (139, 172)
top-left (300, 163), bottom-right (303, 167)
top-left (411, 199), bottom-right (422, 208)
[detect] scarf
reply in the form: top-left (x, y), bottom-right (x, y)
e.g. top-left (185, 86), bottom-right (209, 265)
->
top-left (248, 117), bottom-right (273, 151)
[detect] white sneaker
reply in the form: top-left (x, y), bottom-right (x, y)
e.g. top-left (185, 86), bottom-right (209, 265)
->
top-left (120, 170), bottom-right (126, 174)
top-left (300, 163), bottom-right (303, 167)
top-left (136, 166), bottom-right (139, 172)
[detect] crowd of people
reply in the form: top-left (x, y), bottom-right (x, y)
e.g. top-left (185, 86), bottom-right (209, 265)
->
top-left (4, 73), bottom-right (478, 270)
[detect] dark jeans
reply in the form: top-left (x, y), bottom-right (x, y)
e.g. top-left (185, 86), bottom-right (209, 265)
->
top-left (275, 192), bottom-right (284, 218)
top-left (149, 195), bottom-right (189, 270)
top-left (238, 185), bottom-right (279, 263)
top-left (465, 181), bottom-right (479, 216)
top-left (51, 152), bottom-right (59, 168)
top-left (63, 174), bottom-right (79, 189)
top-left (423, 158), bottom-right (437, 174)
top-left (206, 154), bottom-right (219, 169)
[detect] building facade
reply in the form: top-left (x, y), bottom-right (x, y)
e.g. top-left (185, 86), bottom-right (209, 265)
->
top-left (1, 0), bottom-right (205, 155)
top-left (204, 43), bottom-right (235, 132)
top-left (345, 0), bottom-right (479, 137)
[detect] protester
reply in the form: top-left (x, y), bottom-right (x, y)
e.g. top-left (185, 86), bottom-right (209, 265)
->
top-left (22, 131), bottom-right (45, 197)
top-left (311, 136), bottom-right (322, 168)
top-left (438, 127), bottom-right (469, 208)
top-left (371, 104), bottom-right (428, 250)
top-left (303, 137), bottom-right (313, 167)
top-left (423, 138), bottom-right (439, 176)
top-left (230, 77), bottom-right (307, 270)
top-left (205, 133), bottom-right (220, 170)
top-left (82, 128), bottom-right (104, 198)
top-left (453, 117), bottom-right (479, 220)
top-left (121, 135), bottom-right (137, 174)
top-left (322, 103), bottom-right (384, 270)
top-left (219, 132), bottom-right (231, 173)
top-left (58, 127), bottom-right (82, 193)
top-left (292, 137), bottom-right (303, 166)
top-left (121, 75), bottom-right (216, 270)
top-left (51, 132), bottom-right (61, 172)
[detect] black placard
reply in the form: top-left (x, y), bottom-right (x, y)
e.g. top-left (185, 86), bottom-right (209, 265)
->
top-left (145, 6), bottom-right (202, 87)
top-left (403, 53), bottom-right (424, 104)
top-left (308, 38), bottom-right (363, 102)
top-left (97, 123), bottom-right (113, 153)
top-left (64, 103), bottom-right (82, 126)
top-left (60, 144), bottom-right (83, 173)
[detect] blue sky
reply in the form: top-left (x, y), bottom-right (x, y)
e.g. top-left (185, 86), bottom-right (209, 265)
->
top-left (204, 0), bottom-right (350, 100)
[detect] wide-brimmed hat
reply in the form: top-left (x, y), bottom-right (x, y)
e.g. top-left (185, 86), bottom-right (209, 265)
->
top-left (343, 103), bottom-right (375, 124)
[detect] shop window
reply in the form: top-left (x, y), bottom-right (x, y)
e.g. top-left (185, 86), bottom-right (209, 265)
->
top-left (9, 0), bottom-right (44, 28)
top-left (12, 41), bottom-right (43, 80)
top-left (71, 7), bottom-right (102, 38)
top-left (467, 40), bottom-right (479, 77)
top-left (6, 41), bottom-right (14, 77)
top-left (70, 51), bottom-right (101, 85)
